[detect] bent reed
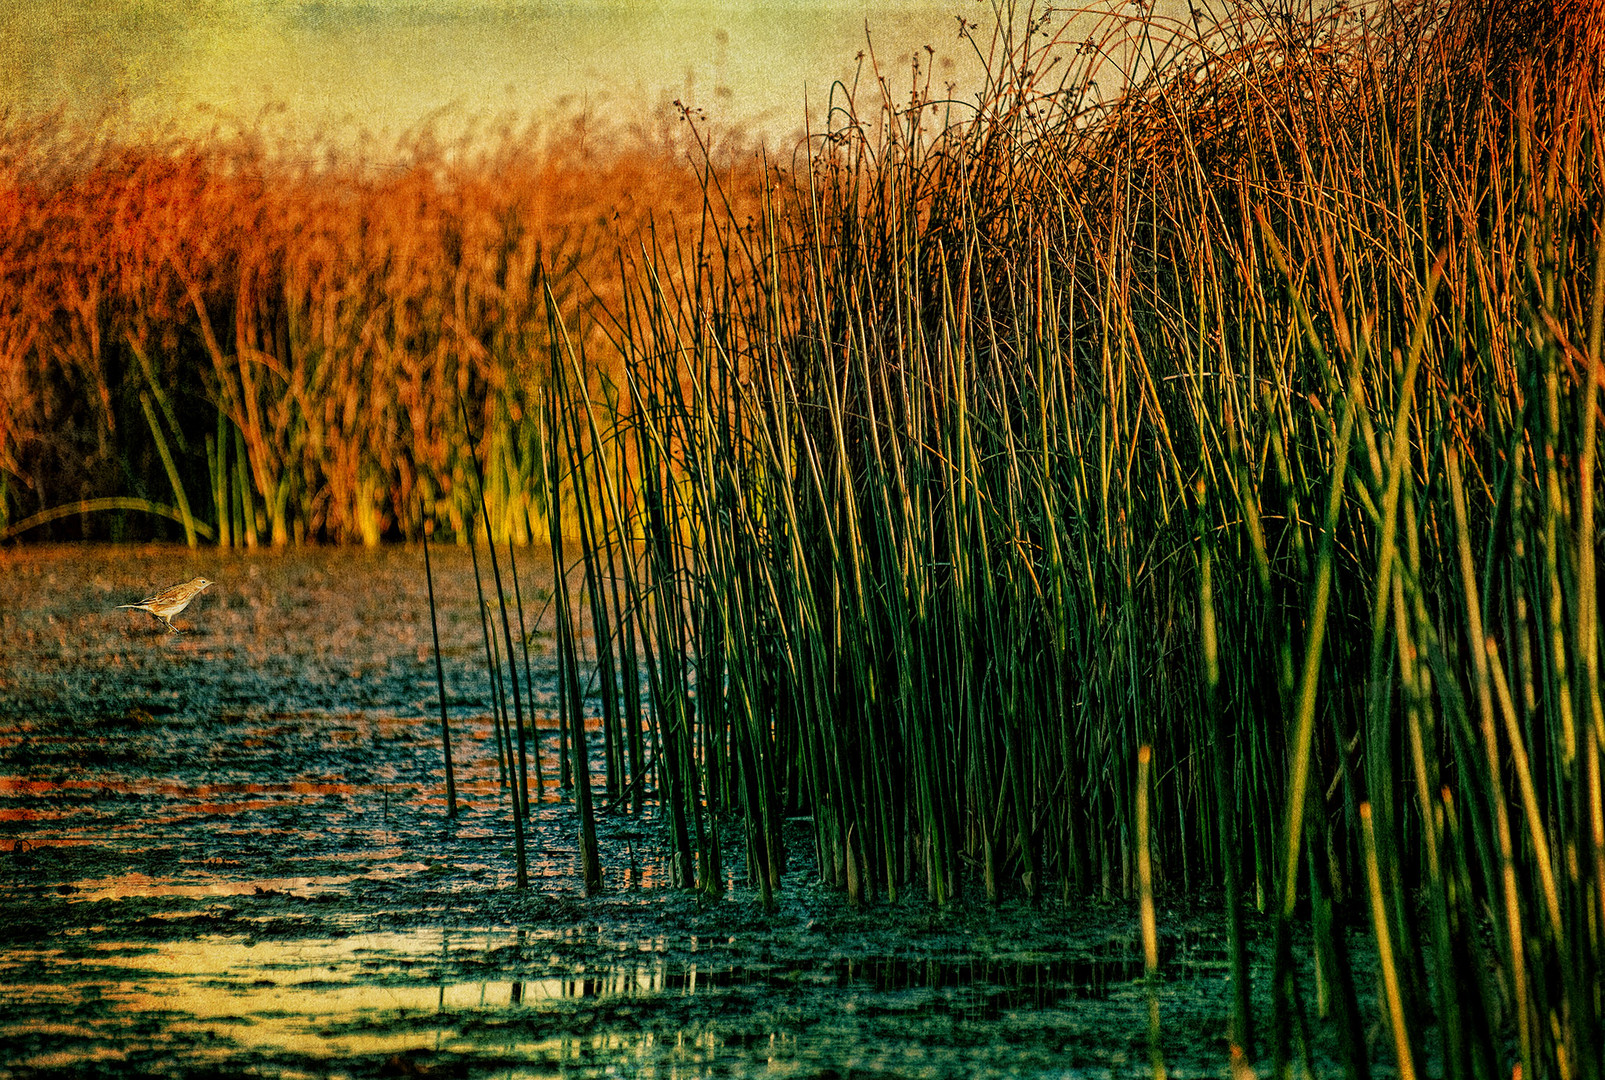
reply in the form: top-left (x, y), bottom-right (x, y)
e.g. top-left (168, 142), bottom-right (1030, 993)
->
top-left (6, 0), bottom-right (1605, 1074)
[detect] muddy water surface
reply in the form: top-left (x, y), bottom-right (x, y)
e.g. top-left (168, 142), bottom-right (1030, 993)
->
top-left (1, 544), bottom-right (1312, 1078)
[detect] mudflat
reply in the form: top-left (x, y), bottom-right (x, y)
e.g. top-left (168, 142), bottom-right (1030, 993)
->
top-left (0, 543), bottom-right (1313, 1079)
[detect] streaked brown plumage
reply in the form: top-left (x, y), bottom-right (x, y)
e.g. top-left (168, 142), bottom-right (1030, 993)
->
top-left (117, 577), bottom-right (214, 633)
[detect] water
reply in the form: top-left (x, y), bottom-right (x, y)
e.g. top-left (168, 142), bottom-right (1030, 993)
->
top-left (0, 544), bottom-right (1323, 1078)
top-left (1, 927), bottom-right (1236, 1077)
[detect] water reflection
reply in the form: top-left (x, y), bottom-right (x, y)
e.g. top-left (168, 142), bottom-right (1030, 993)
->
top-left (0, 926), bottom-right (1224, 1073)
top-left (0, 546), bottom-right (1250, 1076)
top-left (0, 707), bottom-right (680, 898)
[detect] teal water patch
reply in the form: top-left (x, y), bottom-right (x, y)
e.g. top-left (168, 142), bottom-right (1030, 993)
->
top-left (1, 925), bottom-right (1240, 1079)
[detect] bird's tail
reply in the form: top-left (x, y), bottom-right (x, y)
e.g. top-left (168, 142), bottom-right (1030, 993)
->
top-left (116, 603), bottom-right (143, 610)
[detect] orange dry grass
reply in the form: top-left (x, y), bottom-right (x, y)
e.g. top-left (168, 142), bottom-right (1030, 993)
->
top-left (0, 111), bottom-right (762, 542)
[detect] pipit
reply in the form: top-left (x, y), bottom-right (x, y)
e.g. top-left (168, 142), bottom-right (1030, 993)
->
top-left (117, 576), bottom-right (214, 633)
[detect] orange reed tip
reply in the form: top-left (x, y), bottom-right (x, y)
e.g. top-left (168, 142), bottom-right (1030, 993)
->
top-left (1359, 801), bottom-right (1373, 821)
top-left (1137, 744), bottom-right (1152, 764)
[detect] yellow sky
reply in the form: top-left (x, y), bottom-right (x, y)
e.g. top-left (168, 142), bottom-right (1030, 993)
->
top-left (3, 0), bottom-right (1025, 149)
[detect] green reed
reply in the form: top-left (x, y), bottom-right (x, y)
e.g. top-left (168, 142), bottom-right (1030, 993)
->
top-left (421, 509), bottom-right (459, 819)
top-left (508, 1), bottom-right (1605, 1075)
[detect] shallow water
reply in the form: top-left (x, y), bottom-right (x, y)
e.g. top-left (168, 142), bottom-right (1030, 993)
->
top-left (0, 544), bottom-right (1359, 1078)
top-left (1, 927), bottom-right (1239, 1076)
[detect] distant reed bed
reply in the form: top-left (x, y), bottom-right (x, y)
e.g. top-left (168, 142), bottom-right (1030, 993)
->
top-left (0, 107), bottom-right (755, 543)
top-left (505, 0), bottom-right (1605, 1074)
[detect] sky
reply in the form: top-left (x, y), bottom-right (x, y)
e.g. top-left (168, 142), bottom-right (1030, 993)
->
top-left (2, 0), bottom-right (1038, 151)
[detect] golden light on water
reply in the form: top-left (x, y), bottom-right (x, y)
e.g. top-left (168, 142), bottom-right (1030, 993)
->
top-left (2, 931), bottom-right (726, 1067)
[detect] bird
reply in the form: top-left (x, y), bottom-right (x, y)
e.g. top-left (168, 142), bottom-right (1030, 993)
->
top-left (117, 576), bottom-right (214, 633)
